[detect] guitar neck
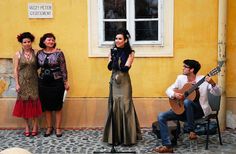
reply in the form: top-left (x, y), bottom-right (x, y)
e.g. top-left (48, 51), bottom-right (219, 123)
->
top-left (185, 76), bottom-right (206, 96)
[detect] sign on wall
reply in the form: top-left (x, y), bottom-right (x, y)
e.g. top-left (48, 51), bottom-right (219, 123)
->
top-left (28, 3), bottom-right (53, 18)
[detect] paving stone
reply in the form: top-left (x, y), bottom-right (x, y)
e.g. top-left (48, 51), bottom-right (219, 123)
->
top-left (0, 128), bottom-right (236, 153)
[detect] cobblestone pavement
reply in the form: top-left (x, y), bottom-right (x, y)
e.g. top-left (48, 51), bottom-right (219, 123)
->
top-left (0, 128), bottom-right (236, 154)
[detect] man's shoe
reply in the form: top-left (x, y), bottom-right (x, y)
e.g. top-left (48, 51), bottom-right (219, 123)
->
top-left (153, 146), bottom-right (173, 153)
top-left (189, 132), bottom-right (197, 140)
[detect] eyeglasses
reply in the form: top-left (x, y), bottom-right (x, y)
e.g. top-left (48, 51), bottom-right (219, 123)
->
top-left (183, 65), bottom-right (190, 68)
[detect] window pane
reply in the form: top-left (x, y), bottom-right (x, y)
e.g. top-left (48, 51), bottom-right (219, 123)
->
top-left (135, 0), bottom-right (158, 18)
top-left (135, 21), bottom-right (158, 41)
top-left (105, 22), bottom-right (126, 41)
top-left (104, 0), bottom-right (126, 19)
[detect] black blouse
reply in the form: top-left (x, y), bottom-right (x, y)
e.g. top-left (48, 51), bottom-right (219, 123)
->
top-left (37, 50), bottom-right (68, 82)
top-left (108, 47), bottom-right (133, 72)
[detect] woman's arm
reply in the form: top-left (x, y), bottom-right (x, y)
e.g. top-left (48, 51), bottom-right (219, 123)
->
top-left (119, 51), bottom-right (134, 72)
top-left (59, 51), bottom-right (70, 91)
top-left (107, 51), bottom-right (113, 71)
top-left (108, 52), bottom-right (112, 62)
top-left (13, 52), bottom-right (20, 92)
top-left (125, 51), bottom-right (134, 67)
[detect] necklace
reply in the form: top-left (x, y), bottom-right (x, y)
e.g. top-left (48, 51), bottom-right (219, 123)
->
top-left (24, 51), bottom-right (32, 61)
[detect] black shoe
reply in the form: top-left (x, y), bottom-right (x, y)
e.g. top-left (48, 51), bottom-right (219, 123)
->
top-left (44, 127), bottom-right (54, 137)
top-left (56, 133), bottom-right (62, 137)
top-left (55, 128), bottom-right (62, 137)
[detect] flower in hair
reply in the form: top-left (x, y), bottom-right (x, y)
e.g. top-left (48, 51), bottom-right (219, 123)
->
top-left (17, 33), bottom-right (22, 39)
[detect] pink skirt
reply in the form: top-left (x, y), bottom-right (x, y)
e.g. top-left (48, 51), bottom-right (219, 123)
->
top-left (12, 98), bottom-right (42, 118)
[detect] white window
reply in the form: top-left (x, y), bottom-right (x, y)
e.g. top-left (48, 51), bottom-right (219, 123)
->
top-left (88, 0), bottom-right (173, 57)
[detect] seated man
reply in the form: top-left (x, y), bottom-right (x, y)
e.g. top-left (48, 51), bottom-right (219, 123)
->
top-left (153, 59), bottom-right (221, 153)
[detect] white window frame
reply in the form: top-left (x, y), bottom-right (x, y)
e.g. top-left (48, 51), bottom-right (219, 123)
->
top-left (88, 0), bottom-right (174, 57)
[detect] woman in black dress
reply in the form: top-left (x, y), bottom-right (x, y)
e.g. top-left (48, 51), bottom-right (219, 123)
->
top-left (37, 33), bottom-right (69, 137)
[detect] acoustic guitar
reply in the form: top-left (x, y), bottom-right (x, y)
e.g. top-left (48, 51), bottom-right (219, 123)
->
top-left (169, 62), bottom-right (223, 115)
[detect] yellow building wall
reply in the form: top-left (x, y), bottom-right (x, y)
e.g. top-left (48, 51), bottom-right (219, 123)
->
top-left (0, 0), bottom-right (236, 128)
top-left (226, 0), bottom-right (236, 121)
top-left (227, 0), bottom-right (236, 97)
